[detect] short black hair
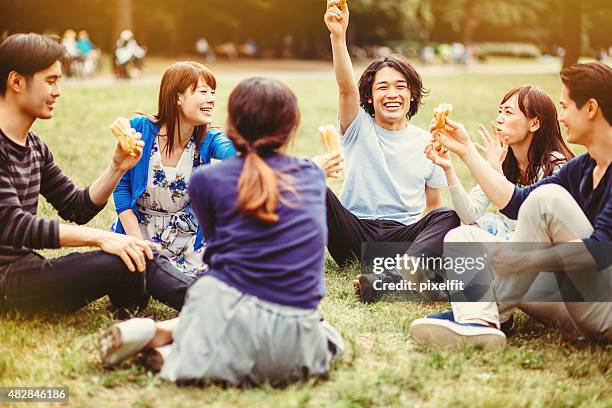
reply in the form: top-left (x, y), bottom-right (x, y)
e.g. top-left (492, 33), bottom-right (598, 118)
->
top-left (358, 55), bottom-right (428, 119)
top-left (560, 62), bottom-right (612, 125)
top-left (0, 33), bottom-right (66, 96)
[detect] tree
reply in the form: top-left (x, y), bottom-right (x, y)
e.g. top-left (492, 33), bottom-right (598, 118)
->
top-left (561, 0), bottom-right (581, 69)
top-left (434, 0), bottom-right (550, 45)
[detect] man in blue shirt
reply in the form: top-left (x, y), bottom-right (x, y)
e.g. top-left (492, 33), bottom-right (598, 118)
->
top-left (410, 62), bottom-right (612, 349)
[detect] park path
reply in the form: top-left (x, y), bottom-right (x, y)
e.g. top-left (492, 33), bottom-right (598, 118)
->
top-left (62, 59), bottom-right (563, 88)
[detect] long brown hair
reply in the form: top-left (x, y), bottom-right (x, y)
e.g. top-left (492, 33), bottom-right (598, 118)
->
top-left (226, 78), bottom-right (299, 223)
top-left (500, 86), bottom-right (574, 185)
top-left (143, 61), bottom-right (216, 156)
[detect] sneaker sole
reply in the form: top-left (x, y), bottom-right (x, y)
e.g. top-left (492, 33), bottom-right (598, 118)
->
top-left (99, 325), bottom-right (123, 367)
top-left (410, 318), bottom-right (506, 351)
top-left (99, 319), bottom-right (155, 367)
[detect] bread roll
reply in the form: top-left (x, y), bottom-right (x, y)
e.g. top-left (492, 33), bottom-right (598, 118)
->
top-left (110, 117), bottom-right (137, 156)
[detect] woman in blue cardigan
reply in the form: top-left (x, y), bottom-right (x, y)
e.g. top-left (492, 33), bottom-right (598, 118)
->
top-left (113, 61), bottom-right (236, 276)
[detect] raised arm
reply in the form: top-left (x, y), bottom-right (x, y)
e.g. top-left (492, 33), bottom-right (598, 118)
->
top-left (324, 0), bottom-right (359, 133)
top-left (424, 140), bottom-right (490, 223)
top-left (430, 118), bottom-right (515, 209)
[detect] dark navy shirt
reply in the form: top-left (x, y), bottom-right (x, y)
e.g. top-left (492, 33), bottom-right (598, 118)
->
top-left (501, 153), bottom-right (611, 269)
top-left (189, 153), bottom-right (327, 309)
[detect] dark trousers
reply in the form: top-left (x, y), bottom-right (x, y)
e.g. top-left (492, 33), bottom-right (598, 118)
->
top-left (0, 250), bottom-right (198, 314)
top-left (144, 254), bottom-right (201, 311)
top-left (326, 188), bottom-right (460, 268)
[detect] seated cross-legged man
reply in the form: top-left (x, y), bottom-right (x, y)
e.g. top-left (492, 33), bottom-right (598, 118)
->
top-left (0, 33), bottom-right (180, 315)
top-left (410, 62), bottom-right (612, 350)
top-left (323, 1), bottom-right (460, 302)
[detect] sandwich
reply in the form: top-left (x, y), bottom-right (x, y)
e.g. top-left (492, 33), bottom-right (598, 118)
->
top-left (432, 103), bottom-right (453, 152)
top-left (319, 124), bottom-right (341, 153)
top-left (110, 117), bottom-right (137, 157)
top-left (318, 124), bottom-right (343, 177)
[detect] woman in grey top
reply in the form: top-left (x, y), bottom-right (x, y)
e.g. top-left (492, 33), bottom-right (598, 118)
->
top-left (426, 86), bottom-right (574, 239)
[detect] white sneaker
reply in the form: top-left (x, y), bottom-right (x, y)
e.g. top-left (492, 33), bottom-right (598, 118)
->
top-left (99, 318), bottom-right (156, 367)
top-left (410, 317), bottom-right (506, 351)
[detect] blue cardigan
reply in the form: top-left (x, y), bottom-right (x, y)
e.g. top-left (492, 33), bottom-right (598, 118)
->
top-left (112, 115), bottom-right (237, 250)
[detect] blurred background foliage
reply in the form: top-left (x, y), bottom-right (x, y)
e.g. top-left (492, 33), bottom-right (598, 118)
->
top-left (1, 0), bottom-right (611, 66)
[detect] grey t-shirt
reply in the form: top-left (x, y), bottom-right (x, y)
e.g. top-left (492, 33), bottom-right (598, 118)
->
top-left (339, 108), bottom-right (446, 225)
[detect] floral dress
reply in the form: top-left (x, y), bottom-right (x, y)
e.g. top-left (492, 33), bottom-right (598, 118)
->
top-left (137, 136), bottom-right (205, 276)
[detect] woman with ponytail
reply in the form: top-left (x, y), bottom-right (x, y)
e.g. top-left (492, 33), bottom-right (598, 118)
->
top-left (98, 78), bottom-right (344, 387)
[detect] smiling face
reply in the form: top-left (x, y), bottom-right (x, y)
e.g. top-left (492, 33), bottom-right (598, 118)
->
top-left (178, 79), bottom-right (216, 126)
top-left (558, 85), bottom-right (590, 145)
top-left (370, 66), bottom-right (411, 129)
top-left (494, 94), bottom-right (538, 145)
top-left (18, 61), bottom-right (62, 120)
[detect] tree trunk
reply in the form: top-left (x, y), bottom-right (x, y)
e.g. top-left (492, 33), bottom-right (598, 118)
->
top-left (460, 0), bottom-right (480, 44)
top-left (561, 0), bottom-right (581, 69)
top-left (113, 0), bottom-right (134, 46)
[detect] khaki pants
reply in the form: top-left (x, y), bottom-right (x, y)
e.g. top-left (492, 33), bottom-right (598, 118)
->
top-left (448, 184), bottom-right (612, 340)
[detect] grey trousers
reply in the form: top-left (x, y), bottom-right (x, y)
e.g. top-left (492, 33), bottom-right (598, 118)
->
top-left (449, 184), bottom-right (612, 340)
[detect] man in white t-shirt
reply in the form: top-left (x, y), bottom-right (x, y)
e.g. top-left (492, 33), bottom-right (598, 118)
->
top-left (324, 1), bottom-right (460, 302)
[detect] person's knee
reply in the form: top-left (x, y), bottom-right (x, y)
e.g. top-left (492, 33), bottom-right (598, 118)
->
top-left (444, 225), bottom-right (479, 243)
top-left (325, 187), bottom-right (337, 203)
top-left (428, 207), bottom-right (461, 232)
top-left (518, 184), bottom-right (571, 220)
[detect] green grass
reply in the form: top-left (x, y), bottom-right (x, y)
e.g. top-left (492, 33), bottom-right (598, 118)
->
top-left (0, 67), bottom-right (609, 407)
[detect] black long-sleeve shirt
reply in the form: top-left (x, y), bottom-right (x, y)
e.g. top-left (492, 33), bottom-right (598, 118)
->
top-left (0, 129), bottom-right (104, 265)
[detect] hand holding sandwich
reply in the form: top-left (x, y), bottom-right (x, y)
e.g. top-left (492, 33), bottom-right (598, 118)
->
top-left (110, 117), bottom-right (144, 172)
top-left (315, 124), bottom-right (344, 178)
top-left (429, 117), bottom-right (476, 160)
top-left (324, 0), bottom-right (349, 38)
top-left (424, 140), bottom-right (452, 171)
top-left (313, 151), bottom-right (343, 179)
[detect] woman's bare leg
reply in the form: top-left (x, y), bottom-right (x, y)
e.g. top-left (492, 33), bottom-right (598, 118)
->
top-left (146, 318), bottom-right (179, 348)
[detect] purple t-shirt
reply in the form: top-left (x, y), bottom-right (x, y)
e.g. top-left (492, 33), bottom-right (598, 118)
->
top-left (188, 153), bottom-right (327, 309)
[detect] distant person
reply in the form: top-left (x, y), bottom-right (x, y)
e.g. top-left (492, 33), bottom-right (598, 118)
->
top-left (76, 30), bottom-right (100, 76)
top-left (61, 29), bottom-right (80, 76)
top-left (239, 39), bottom-right (258, 58)
top-left (214, 42), bottom-right (238, 60)
top-left (438, 43), bottom-right (451, 64)
top-left (281, 34), bottom-right (294, 58)
top-left (323, 1), bottom-right (460, 303)
top-left (195, 37), bottom-right (215, 62)
top-left (450, 42), bottom-right (465, 65)
top-left (114, 29), bottom-right (146, 79)
top-left (61, 29), bottom-right (79, 58)
top-left (99, 78), bottom-right (344, 387)
top-left (421, 46), bottom-right (435, 65)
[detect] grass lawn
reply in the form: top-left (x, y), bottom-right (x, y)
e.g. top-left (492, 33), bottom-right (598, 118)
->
top-left (0, 67), bottom-right (609, 407)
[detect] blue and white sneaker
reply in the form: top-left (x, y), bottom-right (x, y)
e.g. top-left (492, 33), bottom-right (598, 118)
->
top-left (410, 311), bottom-right (506, 351)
